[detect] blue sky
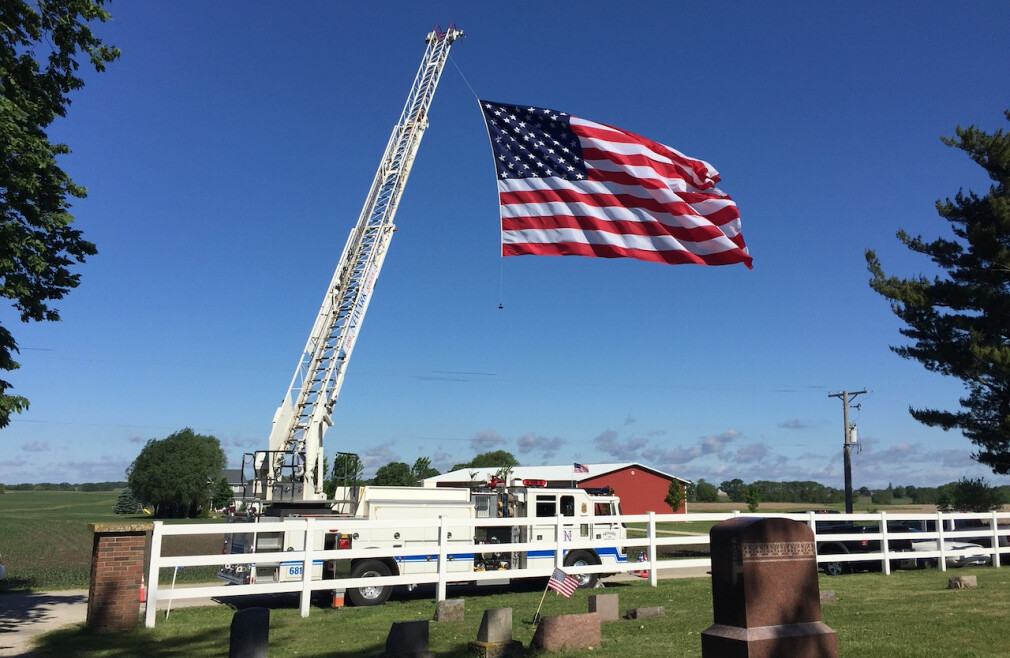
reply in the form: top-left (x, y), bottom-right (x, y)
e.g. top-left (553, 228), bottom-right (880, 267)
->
top-left (3, 1), bottom-right (1009, 490)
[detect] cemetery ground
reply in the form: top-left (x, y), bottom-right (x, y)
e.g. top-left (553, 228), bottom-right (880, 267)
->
top-left (3, 491), bottom-right (1010, 656)
top-left (17, 570), bottom-right (1010, 657)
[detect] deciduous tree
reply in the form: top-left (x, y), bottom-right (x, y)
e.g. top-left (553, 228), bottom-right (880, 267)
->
top-left (664, 480), bottom-right (684, 512)
top-left (0, 0), bottom-right (119, 426)
top-left (324, 452), bottom-right (364, 497)
top-left (126, 428), bottom-right (226, 518)
top-left (719, 478), bottom-right (745, 503)
top-left (450, 450), bottom-right (520, 472)
top-left (410, 457), bottom-right (439, 481)
top-left (373, 461), bottom-right (413, 486)
top-left (211, 477), bottom-right (233, 509)
top-left (694, 478), bottom-right (718, 503)
top-left (866, 112), bottom-right (1010, 473)
top-left (871, 488), bottom-right (894, 505)
top-left (744, 485), bottom-right (761, 513)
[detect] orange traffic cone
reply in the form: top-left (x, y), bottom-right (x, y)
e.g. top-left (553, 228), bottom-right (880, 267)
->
top-left (139, 574), bottom-right (147, 603)
top-left (633, 552), bottom-right (650, 578)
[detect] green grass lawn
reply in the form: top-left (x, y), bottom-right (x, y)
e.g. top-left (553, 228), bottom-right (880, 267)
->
top-left (27, 568), bottom-right (1010, 657)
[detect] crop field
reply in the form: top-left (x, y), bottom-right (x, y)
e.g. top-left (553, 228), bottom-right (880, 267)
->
top-left (0, 490), bottom-right (120, 590)
top-left (0, 491), bottom-right (222, 592)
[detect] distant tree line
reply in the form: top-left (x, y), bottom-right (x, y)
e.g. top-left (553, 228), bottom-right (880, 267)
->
top-left (868, 479), bottom-right (1008, 512)
top-left (323, 450), bottom-right (522, 492)
top-left (1, 481), bottom-right (126, 491)
top-left (718, 479), bottom-right (845, 505)
top-left (703, 477), bottom-right (1008, 513)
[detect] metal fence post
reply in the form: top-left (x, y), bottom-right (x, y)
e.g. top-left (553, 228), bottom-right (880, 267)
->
top-left (300, 517), bottom-right (315, 618)
top-left (145, 521), bottom-right (163, 628)
top-left (436, 515), bottom-right (448, 602)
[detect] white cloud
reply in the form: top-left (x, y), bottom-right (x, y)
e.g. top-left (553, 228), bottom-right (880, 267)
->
top-left (593, 430), bottom-right (648, 461)
top-left (229, 436), bottom-right (260, 448)
top-left (54, 456), bottom-right (131, 482)
top-left (470, 429), bottom-right (506, 453)
top-left (643, 430), bottom-right (740, 466)
top-left (430, 450), bottom-right (454, 473)
top-left (361, 442), bottom-right (399, 477)
top-left (731, 443), bottom-right (769, 463)
top-left (516, 433), bottom-right (563, 459)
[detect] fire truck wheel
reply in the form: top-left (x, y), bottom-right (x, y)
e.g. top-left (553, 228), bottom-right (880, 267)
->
top-left (564, 550), bottom-right (599, 589)
top-left (347, 559), bottom-right (393, 606)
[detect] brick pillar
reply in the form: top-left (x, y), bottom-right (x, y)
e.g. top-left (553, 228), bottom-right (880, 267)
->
top-left (87, 522), bottom-right (152, 631)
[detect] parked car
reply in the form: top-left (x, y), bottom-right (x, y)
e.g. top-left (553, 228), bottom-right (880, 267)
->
top-left (814, 518), bottom-right (919, 575)
top-left (943, 517), bottom-right (1010, 549)
top-left (886, 519), bottom-right (995, 567)
top-left (909, 537), bottom-right (990, 567)
top-left (815, 521), bottom-right (880, 575)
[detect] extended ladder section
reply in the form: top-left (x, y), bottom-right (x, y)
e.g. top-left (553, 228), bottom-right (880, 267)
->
top-left (254, 25), bottom-right (464, 502)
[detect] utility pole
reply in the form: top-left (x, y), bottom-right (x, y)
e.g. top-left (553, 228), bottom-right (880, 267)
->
top-left (829, 389), bottom-right (866, 514)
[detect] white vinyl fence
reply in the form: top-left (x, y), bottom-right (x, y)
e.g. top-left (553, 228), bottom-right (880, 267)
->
top-left (144, 510), bottom-right (1010, 628)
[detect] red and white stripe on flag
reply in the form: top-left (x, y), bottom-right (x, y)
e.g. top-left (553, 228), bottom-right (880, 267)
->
top-left (548, 567), bottom-right (580, 598)
top-left (480, 100), bottom-right (752, 269)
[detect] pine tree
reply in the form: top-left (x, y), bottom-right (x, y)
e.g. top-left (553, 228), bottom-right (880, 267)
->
top-left (114, 486), bottom-right (143, 515)
top-left (866, 111), bottom-right (1010, 473)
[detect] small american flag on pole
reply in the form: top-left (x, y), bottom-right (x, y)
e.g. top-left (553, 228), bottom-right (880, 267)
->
top-left (547, 567), bottom-right (580, 598)
top-left (573, 463), bottom-right (589, 474)
top-left (479, 100), bottom-right (751, 268)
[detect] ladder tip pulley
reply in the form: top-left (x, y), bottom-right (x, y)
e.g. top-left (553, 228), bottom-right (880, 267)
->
top-left (428, 23), bottom-right (464, 44)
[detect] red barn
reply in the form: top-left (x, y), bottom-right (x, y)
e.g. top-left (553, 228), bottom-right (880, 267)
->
top-left (423, 462), bottom-right (686, 514)
top-left (578, 464), bottom-right (685, 514)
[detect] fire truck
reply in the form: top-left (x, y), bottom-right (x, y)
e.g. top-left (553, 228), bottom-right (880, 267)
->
top-left (217, 25), bottom-right (636, 605)
top-left (218, 480), bottom-right (631, 605)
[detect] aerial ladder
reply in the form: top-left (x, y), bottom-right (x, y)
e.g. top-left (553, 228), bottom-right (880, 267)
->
top-left (249, 25), bottom-right (464, 504)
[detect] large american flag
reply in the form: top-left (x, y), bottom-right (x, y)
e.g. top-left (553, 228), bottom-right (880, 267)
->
top-left (547, 567), bottom-right (580, 598)
top-left (479, 100), bottom-right (751, 268)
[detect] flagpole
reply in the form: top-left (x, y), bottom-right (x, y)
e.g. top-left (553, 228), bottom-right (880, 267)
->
top-left (532, 581), bottom-right (551, 625)
top-left (165, 565), bottom-right (180, 619)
